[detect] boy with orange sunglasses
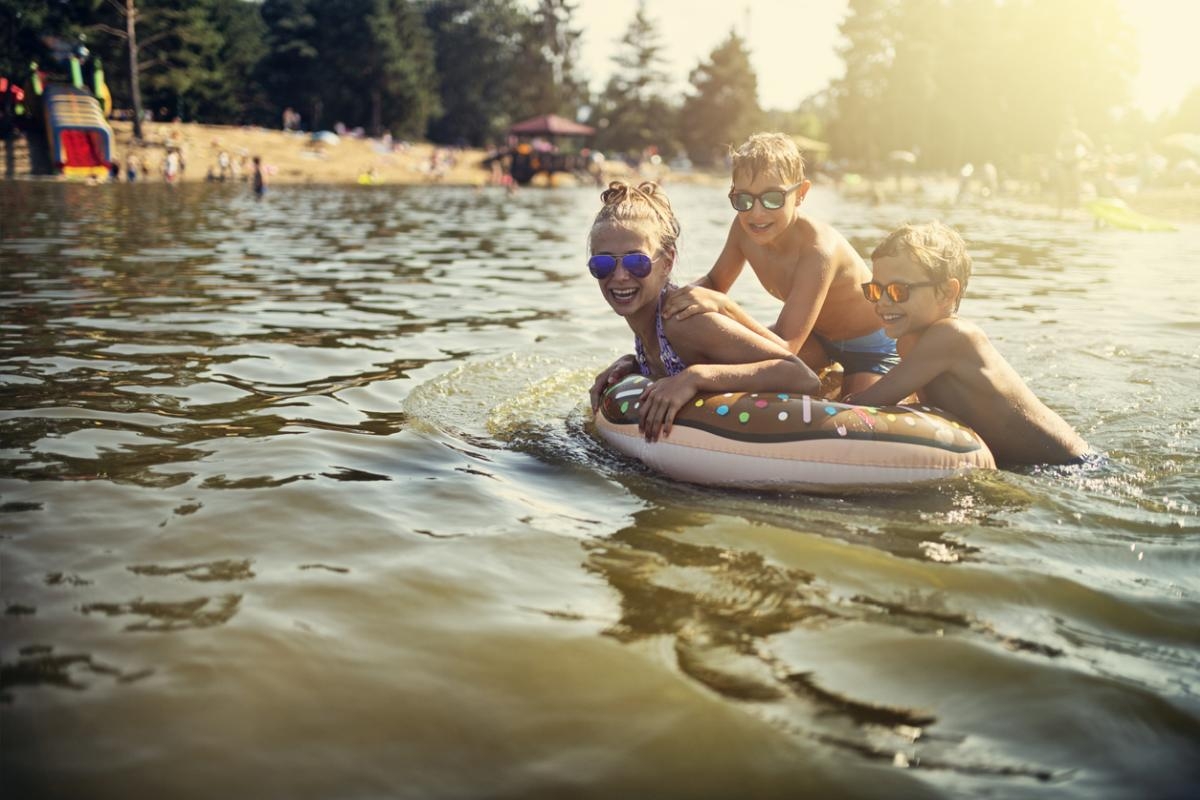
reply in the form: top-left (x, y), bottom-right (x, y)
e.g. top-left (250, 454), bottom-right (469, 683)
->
top-left (845, 221), bottom-right (1091, 466)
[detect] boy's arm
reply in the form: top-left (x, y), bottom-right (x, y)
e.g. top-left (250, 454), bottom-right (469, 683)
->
top-left (699, 220), bottom-right (749, 293)
top-left (666, 287), bottom-right (790, 351)
top-left (773, 249), bottom-right (836, 354)
top-left (662, 222), bottom-right (747, 314)
top-left (845, 322), bottom-right (963, 406)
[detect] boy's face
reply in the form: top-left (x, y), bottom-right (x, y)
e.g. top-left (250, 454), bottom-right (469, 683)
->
top-left (729, 169), bottom-right (810, 245)
top-left (868, 254), bottom-right (959, 339)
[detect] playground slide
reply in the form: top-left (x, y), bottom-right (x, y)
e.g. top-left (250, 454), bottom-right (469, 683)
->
top-left (43, 84), bottom-right (112, 178)
top-left (61, 128), bottom-right (105, 169)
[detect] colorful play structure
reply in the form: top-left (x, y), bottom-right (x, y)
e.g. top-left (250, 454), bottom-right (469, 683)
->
top-left (28, 39), bottom-right (114, 179)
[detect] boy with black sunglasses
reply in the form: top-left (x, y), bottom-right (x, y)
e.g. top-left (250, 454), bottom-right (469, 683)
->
top-left (845, 222), bottom-right (1091, 466)
top-left (657, 132), bottom-right (898, 399)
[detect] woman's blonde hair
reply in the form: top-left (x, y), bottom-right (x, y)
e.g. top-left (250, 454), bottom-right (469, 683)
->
top-left (871, 221), bottom-right (972, 310)
top-left (589, 181), bottom-right (681, 261)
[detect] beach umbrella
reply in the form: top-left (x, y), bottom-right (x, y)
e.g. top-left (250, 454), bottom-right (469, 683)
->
top-left (509, 114), bottom-right (595, 137)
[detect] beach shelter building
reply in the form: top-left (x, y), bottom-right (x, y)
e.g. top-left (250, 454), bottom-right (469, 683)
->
top-left (505, 114), bottom-right (596, 185)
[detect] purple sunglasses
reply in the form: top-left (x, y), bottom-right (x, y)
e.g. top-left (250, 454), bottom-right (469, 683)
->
top-left (588, 252), bottom-right (655, 279)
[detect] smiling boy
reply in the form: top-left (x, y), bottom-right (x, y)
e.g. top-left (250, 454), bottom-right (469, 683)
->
top-left (846, 221), bottom-right (1090, 466)
top-left (661, 132), bottom-right (898, 397)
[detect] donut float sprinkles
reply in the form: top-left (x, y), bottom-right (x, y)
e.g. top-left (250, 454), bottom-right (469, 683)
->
top-left (593, 375), bottom-right (996, 491)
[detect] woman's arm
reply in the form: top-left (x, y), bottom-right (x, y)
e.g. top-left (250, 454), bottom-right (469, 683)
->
top-left (636, 311), bottom-right (820, 441)
top-left (589, 353), bottom-right (639, 411)
top-left (636, 358), bottom-right (815, 441)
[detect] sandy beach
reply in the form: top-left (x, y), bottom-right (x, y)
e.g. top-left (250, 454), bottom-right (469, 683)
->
top-left (107, 120), bottom-right (497, 187)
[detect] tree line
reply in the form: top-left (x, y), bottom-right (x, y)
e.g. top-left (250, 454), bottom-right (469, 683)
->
top-left (2, 0), bottom-right (1196, 172)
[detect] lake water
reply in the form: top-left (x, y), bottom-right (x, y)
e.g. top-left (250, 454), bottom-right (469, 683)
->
top-left (1, 179), bottom-right (1198, 799)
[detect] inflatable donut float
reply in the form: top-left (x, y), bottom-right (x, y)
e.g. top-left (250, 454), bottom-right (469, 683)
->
top-left (594, 375), bottom-right (995, 490)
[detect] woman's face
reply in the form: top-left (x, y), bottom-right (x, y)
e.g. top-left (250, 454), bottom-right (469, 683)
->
top-left (589, 223), bottom-right (671, 320)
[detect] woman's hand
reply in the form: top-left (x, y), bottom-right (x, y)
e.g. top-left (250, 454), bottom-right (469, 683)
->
top-left (590, 354), bottom-right (639, 411)
top-left (662, 285), bottom-right (728, 321)
top-left (636, 370), bottom-right (698, 442)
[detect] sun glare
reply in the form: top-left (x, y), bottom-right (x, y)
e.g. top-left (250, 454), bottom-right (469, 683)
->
top-left (577, 0), bottom-right (1199, 116)
top-left (1121, 0), bottom-right (1200, 115)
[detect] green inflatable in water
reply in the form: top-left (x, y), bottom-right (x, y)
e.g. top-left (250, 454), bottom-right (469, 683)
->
top-left (1085, 197), bottom-right (1177, 232)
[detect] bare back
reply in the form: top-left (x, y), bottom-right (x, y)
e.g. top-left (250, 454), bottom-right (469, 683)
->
top-left (888, 319), bottom-right (1088, 465)
top-left (728, 213), bottom-right (881, 345)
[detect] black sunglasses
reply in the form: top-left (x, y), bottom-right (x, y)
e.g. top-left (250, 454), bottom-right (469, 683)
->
top-left (588, 252), bottom-right (655, 279)
top-left (861, 280), bottom-right (941, 303)
top-left (728, 181), bottom-right (804, 212)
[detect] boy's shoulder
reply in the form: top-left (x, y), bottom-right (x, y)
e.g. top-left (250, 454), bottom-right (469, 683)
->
top-left (793, 214), bottom-right (867, 274)
top-left (781, 213), bottom-right (837, 254)
top-left (922, 316), bottom-right (979, 338)
top-left (912, 317), bottom-right (991, 356)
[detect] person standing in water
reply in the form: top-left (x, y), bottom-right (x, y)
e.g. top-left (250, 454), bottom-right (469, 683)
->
top-left (251, 155), bottom-right (266, 197)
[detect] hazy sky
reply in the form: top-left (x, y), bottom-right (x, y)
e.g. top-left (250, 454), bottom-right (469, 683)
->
top-left (571, 0), bottom-right (1199, 116)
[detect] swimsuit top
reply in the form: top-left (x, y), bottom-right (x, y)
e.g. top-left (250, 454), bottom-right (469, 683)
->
top-left (634, 285), bottom-right (688, 377)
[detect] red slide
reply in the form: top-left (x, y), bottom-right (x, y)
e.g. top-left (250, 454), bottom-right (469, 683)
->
top-left (60, 128), bottom-right (105, 170)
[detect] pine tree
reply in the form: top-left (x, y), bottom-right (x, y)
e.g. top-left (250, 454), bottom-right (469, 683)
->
top-left (678, 31), bottom-right (761, 167)
top-left (594, 1), bottom-right (675, 157)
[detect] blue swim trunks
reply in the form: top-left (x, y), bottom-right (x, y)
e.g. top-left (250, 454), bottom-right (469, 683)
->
top-left (813, 329), bottom-right (899, 376)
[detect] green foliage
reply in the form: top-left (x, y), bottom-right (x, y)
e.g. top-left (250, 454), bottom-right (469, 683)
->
top-left (423, 0), bottom-right (531, 145)
top-left (0, 0), bottom-right (105, 80)
top-left (827, 0), bottom-right (1141, 172)
top-left (258, 0), bottom-right (321, 127)
top-left (260, 0), bottom-right (438, 137)
top-left (593, 1), bottom-right (677, 158)
top-left (826, 0), bottom-right (895, 168)
top-left (422, 0), bottom-right (588, 146)
top-left (762, 109), bottom-right (825, 145)
top-left (520, 0), bottom-right (589, 120)
top-left (678, 31), bottom-right (761, 166)
top-left (1172, 86), bottom-right (1200, 134)
top-left (4, 0), bottom-right (1184, 165)
top-left (137, 2), bottom-right (226, 121)
top-left (205, 0), bottom-right (269, 123)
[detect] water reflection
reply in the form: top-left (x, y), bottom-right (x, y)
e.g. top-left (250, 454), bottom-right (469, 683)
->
top-left (583, 507), bottom-right (1065, 782)
top-left (82, 593), bottom-right (242, 632)
top-left (1, 645), bottom-right (153, 698)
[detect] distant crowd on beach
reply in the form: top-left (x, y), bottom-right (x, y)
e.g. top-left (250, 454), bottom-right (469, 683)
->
top-left (101, 116), bottom-right (266, 194)
top-left (103, 147), bottom-right (260, 186)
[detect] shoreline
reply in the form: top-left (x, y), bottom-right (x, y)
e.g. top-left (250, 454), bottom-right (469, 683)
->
top-left (7, 120), bottom-right (1195, 223)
